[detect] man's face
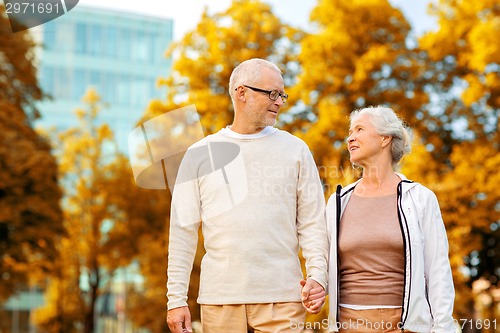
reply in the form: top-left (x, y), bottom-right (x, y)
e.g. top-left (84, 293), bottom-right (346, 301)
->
top-left (244, 67), bottom-right (285, 128)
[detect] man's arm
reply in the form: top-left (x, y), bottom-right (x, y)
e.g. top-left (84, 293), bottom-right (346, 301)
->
top-left (166, 198), bottom-right (200, 331)
top-left (166, 155), bottom-right (202, 323)
top-left (296, 146), bottom-right (328, 290)
top-left (166, 206), bottom-right (200, 309)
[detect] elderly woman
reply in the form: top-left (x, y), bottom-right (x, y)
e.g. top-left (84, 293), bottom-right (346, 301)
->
top-left (325, 106), bottom-right (455, 333)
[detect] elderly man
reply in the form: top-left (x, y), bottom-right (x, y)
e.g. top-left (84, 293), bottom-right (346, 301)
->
top-left (166, 58), bottom-right (328, 333)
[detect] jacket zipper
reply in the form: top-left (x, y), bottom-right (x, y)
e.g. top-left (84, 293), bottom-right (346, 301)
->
top-left (335, 184), bottom-right (342, 323)
top-left (424, 275), bottom-right (434, 320)
top-left (397, 181), bottom-right (413, 331)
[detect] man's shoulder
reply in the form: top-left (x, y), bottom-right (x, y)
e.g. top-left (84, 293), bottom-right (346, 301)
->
top-left (274, 129), bottom-right (308, 146)
top-left (187, 132), bottom-right (224, 149)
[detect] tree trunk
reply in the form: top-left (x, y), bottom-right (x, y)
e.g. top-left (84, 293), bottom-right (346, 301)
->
top-left (83, 268), bottom-right (99, 333)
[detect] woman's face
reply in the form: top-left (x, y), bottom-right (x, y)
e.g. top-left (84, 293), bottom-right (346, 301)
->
top-left (347, 114), bottom-right (386, 167)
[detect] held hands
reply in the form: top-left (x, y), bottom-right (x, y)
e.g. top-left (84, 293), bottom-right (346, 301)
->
top-left (300, 279), bottom-right (326, 314)
top-left (166, 306), bottom-right (192, 333)
top-left (166, 281), bottom-right (325, 331)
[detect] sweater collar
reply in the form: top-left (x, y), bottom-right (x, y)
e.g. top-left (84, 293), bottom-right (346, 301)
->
top-left (219, 126), bottom-right (278, 139)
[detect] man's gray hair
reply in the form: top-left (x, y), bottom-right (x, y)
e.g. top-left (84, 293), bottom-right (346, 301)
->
top-left (229, 58), bottom-right (282, 102)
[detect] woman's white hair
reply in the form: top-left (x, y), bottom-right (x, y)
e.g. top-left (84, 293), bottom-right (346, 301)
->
top-left (229, 58), bottom-right (282, 102)
top-left (350, 105), bottom-right (413, 169)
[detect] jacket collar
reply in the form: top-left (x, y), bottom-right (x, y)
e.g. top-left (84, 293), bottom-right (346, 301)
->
top-left (340, 173), bottom-right (418, 196)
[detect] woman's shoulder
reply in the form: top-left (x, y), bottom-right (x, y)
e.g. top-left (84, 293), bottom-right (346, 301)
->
top-left (402, 179), bottom-right (437, 198)
top-left (326, 181), bottom-right (358, 205)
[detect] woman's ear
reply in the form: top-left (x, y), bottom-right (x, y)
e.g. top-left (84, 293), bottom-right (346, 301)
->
top-left (382, 135), bottom-right (392, 148)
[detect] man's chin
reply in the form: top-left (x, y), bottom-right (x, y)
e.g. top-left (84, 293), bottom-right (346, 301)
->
top-left (265, 118), bottom-right (277, 127)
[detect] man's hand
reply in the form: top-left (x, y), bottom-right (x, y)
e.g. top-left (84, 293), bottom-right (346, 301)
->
top-left (166, 306), bottom-right (192, 333)
top-left (300, 279), bottom-right (326, 314)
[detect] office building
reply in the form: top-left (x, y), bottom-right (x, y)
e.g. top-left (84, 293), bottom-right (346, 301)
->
top-left (33, 5), bottom-right (173, 149)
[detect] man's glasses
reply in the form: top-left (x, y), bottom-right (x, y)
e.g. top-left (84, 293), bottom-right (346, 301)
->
top-left (237, 85), bottom-right (288, 103)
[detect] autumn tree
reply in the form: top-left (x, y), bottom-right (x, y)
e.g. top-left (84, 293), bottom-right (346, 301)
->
top-left (152, 0), bottom-right (304, 134)
top-left (435, 136), bottom-right (499, 323)
top-left (418, 0), bottom-right (500, 325)
top-left (288, 0), bottom-right (499, 326)
top-left (419, 0), bottom-right (499, 142)
top-left (34, 88), bottom-right (140, 333)
top-left (290, 0), bottom-right (499, 325)
top-left (284, 0), bottom-right (428, 195)
top-left (0, 5), bottom-right (62, 303)
top-left (102, 154), bottom-right (171, 333)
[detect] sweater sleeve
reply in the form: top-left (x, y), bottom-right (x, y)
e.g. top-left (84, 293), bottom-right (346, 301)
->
top-left (421, 188), bottom-right (456, 333)
top-left (296, 146), bottom-right (328, 289)
top-left (166, 156), bottom-right (202, 310)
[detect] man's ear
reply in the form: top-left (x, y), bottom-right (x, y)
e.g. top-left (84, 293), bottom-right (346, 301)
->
top-left (235, 86), bottom-right (246, 102)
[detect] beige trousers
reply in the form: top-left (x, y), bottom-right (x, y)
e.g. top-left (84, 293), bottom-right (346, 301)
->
top-left (201, 302), bottom-right (305, 333)
top-left (339, 307), bottom-right (416, 333)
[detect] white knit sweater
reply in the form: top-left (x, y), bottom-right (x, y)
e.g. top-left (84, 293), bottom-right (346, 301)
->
top-left (167, 126), bottom-right (328, 309)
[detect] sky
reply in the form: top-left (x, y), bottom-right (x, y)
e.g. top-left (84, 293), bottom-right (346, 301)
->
top-left (77, 0), bottom-right (437, 41)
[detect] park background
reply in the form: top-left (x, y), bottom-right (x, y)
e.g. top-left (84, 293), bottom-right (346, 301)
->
top-left (0, 0), bottom-right (499, 332)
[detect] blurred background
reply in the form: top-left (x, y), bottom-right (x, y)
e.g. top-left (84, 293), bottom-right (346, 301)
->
top-left (0, 0), bottom-right (498, 332)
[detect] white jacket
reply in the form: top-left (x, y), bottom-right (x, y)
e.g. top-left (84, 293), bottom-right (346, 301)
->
top-left (326, 174), bottom-right (456, 333)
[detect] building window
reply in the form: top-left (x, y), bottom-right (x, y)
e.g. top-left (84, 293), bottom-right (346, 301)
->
top-left (103, 26), bottom-right (117, 58)
top-left (130, 77), bottom-right (149, 107)
top-left (75, 22), bottom-right (87, 53)
top-left (131, 31), bottom-right (149, 62)
top-left (89, 24), bottom-right (102, 55)
top-left (73, 69), bottom-right (87, 99)
top-left (89, 70), bottom-right (102, 92)
top-left (54, 67), bottom-right (71, 99)
top-left (41, 67), bottom-right (54, 96)
top-left (43, 20), bottom-right (57, 50)
top-left (118, 29), bottom-right (131, 60)
top-left (116, 74), bottom-right (130, 106)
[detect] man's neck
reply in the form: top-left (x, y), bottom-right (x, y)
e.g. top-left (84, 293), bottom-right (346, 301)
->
top-left (228, 123), bottom-right (266, 135)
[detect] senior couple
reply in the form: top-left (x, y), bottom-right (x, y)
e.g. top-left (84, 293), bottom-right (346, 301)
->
top-left (166, 59), bottom-right (455, 333)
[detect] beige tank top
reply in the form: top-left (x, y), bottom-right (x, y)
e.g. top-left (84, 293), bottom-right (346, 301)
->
top-left (339, 193), bottom-right (404, 306)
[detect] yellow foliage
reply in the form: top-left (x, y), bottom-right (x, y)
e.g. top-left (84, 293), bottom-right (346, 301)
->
top-left (400, 133), bottom-right (441, 185)
top-left (153, 0), bottom-right (303, 135)
top-left (82, 87), bottom-right (101, 105)
top-left (420, 0), bottom-right (500, 116)
top-left (0, 4), bottom-right (63, 302)
top-left (432, 136), bottom-right (500, 318)
top-left (289, 0), bottom-right (427, 199)
top-left (34, 88), bottom-right (140, 332)
top-left (468, 18), bottom-right (500, 72)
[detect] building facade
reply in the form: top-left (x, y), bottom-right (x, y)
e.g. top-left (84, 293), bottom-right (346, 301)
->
top-left (33, 5), bottom-right (173, 149)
